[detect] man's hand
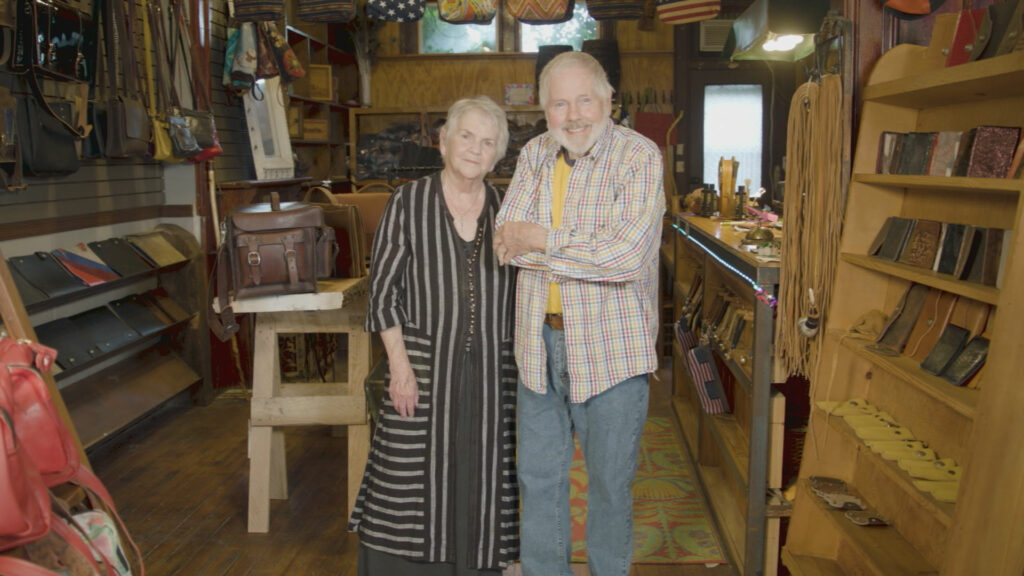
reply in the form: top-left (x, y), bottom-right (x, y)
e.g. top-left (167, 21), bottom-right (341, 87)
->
top-left (494, 222), bottom-right (548, 265)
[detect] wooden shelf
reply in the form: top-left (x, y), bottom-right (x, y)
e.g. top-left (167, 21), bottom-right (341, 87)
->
top-left (862, 51), bottom-right (1024, 109)
top-left (707, 413), bottom-right (750, 491)
top-left (23, 260), bottom-right (188, 315)
top-left (840, 253), bottom-right (1000, 305)
top-left (63, 347), bottom-right (201, 448)
top-left (815, 408), bottom-right (957, 528)
top-left (699, 463), bottom-right (748, 574)
top-left (799, 480), bottom-right (937, 576)
top-left (53, 316), bottom-right (192, 383)
top-left (287, 94), bottom-right (353, 110)
top-left (672, 396), bottom-right (699, 457)
top-left (781, 549), bottom-right (845, 576)
top-left (711, 339), bottom-right (752, 394)
top-left (836, 331), bottom-right (979, 419)
top-left (852, 173), bottom-right (1024, 195)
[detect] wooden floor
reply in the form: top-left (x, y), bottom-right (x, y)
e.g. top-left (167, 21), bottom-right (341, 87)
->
top-left (88, 366), bottom-right (736, 576)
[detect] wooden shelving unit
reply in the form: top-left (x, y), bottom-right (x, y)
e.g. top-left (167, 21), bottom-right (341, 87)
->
top-left (283, 18), bottom-right (355, 184)
top-left (669, 214), bottom-right (787, 576)
top-left (0, 226), bottom-right (210, 449)
top-left (781, 43), bottom-right (1024, 575)
top-left (348, 106), bottom-right (543, 189)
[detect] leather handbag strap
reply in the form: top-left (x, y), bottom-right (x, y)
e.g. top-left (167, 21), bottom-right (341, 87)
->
top-left (208, 243), bottom-right (240, 342)
top-left (303, 185), bottom-right (340, 205)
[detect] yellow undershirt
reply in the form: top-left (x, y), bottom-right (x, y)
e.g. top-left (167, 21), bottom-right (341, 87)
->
top-left (546, 154), bottom-right (572, 314)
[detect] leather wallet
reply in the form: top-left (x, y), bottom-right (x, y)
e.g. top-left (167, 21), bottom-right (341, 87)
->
top-left (941, 335), bottom-right (989, 386)
top-left (934, 223), bottom-right (967, 275)
top-left (870, 283), bottom-right (930, 355)
top-left (874, 217), bottom-right (914, 261)
top-left (110, 294), bottom-right (171, 336)
top-left (88, 238), bottom-right (155, 277)
top-left (69, 306), bottom-right (140, 353)
top-left (898, 219), bottom-right (942, 269)
top-left (9, 265), bottom-right (48, 306)
top-left (9, 252), bottom-right (87, 298)
top-left (35, 317), bottom-right (100, 369)
top-left (920, 324), bottom-right (970, 375)
top-left (125, 231), bottom-right (188, 268)
top-left (904, 289), bottom-right (958, 362)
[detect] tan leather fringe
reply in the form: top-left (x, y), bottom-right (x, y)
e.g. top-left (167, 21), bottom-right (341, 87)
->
top-left (775, 75), bottom-right (845, 378)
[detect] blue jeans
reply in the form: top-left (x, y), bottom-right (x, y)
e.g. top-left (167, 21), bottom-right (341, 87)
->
top-left (517, 324), bottom-right (650, 576)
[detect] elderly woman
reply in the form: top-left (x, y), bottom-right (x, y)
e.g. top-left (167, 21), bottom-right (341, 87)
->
top-left (348, 96), bottom-right (519, 575)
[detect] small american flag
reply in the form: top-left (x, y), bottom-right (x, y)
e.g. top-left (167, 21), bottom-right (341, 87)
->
top-left (685, 346), bottom-right (730, 415)
top-left (656, 0), bottom-right (721, 25)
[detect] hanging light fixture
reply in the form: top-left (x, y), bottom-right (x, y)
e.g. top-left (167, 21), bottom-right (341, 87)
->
top-left (724, 0), bottom-right (831, 62)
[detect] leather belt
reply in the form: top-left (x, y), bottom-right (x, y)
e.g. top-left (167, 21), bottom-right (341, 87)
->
top-left (544, 313), bottom-right (564, 331)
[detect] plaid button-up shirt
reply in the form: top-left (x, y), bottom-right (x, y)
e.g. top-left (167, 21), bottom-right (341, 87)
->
top-left (496, 120), bottom-right (665, 402)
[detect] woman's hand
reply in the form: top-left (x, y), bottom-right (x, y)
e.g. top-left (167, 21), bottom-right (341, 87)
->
top-left (388, 358), bottom-right (418, 418)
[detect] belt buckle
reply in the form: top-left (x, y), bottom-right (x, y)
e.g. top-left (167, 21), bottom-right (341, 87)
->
top-left (545, 314), bottom-right (564, 331)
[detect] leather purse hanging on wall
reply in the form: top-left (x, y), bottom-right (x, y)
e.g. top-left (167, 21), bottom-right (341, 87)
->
top-left (13, 0), bottom-right (98, 83)
top-left (174, 0), bottom-right (222, 162)
top-left (103, 0), bottom-right (151, 159)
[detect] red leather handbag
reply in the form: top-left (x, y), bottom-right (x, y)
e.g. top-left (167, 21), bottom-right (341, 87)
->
top-left (0, 375), bottom-right (52, 553)
top-left (0, 337), bottom-right (145, 575)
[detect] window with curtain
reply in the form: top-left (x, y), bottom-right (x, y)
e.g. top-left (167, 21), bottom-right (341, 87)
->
top-left (702, 84), bottom-right (763, 194)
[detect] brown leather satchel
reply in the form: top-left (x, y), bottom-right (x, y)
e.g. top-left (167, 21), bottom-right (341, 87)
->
top-left (209, 192), bottom-right (337, 342)
top-left (228, 192), bottom-right (336, 299)
top-left (302, 186), bottom-right (367, 279)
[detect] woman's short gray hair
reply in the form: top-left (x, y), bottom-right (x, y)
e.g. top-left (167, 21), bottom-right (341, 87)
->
top-left (442, 96), bottom-right (510, 162)
top-left (538, 51), bottom-right (613, 108)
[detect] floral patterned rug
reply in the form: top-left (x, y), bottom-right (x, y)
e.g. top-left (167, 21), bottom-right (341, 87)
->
top-left (570, 417), bottom-right (726, 564)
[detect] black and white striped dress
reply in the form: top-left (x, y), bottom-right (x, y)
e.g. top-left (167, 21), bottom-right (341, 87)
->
top-left (348, 174), bottom-right (520, 570)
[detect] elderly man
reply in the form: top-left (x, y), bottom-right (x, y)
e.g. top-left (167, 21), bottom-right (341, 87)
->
top-left (494, 51), bottom-right (665, 576)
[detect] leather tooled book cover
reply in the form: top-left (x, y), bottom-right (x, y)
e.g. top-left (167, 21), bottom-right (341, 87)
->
top-left (869, 217), bottom-right (895, 256)
top-left (898, 219), bottom-right (942, 269)
top-left (952, 129), bottom-right (978, 177)
top-left (69, 306), bottom-right (140, 354)
top-left (954, 226), bottom-right (983, 279)
top-left (874, 217), bottom-right (915, 261)
top-left (920, 324), bottom-right (970, 376)
top-left (941, 336), bottom-right (990, 386)
top-left (958, 227), bottom-right (989, 283)
top-left (878, 131), bottom-right (903, 174)
top-left (110, 294), bottom-right (170, 336)
top-left (34, 317), bottom-right (100, 369)
top-left (980, 228), bottom-right (1004, 287)
top-left (946, 9), bottom-right (986, 67)
top-left (928, 131), bottom-right (963, 177)
top-left (935, 223), bottom-right (967, 275)
top-left (88, 238), bottom-right (155, 277)
top-left (904, 289), bottom-right (958, 362)
top-left (52, 250), bottom-right (119, 287)
top-left (9, 265), bottom-right (48, 307)
top-left (8, 252), bottom-right (87, 298)
top-left (895, 132), bottom-right (938, 176)
top-left (965, 125), bottom-right (1021, 178)
top-left (870, 283), bottom-right (930, 356)
top-left (125, 232), bottom-right (188, 268)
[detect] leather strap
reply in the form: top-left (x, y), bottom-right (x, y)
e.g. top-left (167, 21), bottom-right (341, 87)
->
top-left (284, 237), bottom-right (298, 287)
top-left (208, 243), bottom-right (240, 342)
